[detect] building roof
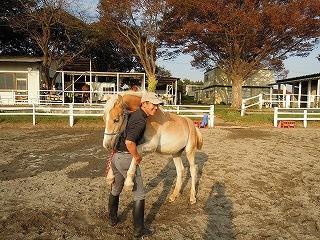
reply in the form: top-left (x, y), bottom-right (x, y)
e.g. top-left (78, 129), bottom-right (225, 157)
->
top-left (156, 76), bottom-right (180, 85)
top-left (62, 58), bottom-right (98, 71)
top-left (0, 56), bottom-right (43, 63)
top-left (276, 72), bottom-right (320, 84)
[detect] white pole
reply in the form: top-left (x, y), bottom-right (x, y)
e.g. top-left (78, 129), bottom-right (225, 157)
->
top-left (259, 93), bottom-right (263, 109)
top-left (282, 84), bottom-right (287, 107)
top-left (303, 109), bottom-right (307, 128)
top-left (307, 80), bottom-right (311, 108)
top-left (175, 79), bottom-right (178, 105)
top-left (298, 82), bottom-right (302, 107)
top-left (117, 73), bottom-right (120, 93)
top-left (89, 58), bottom-right (92, 105)
top-left (62, 70), bottom-right (65, 105)
top-left (72, 75), bottom-right (75, 103)
top-left (209, 105), bottom-right (214, 127)
top-left (269, 87), bottom-right (272, 106)
top-left (286, 94), bottom-right (290, 108)
top-left (69, 104), bottom-right (74, 127)
top-left (274, 107), bottom-right (278, 127)
top-left (241, 99), bottom-right (245, 116)
top-left (317, 79), bottom-right (320, 107)
top-left (32, 104), bottom-right (36, 125)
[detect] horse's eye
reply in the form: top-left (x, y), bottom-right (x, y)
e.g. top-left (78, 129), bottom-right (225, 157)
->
top-left (114, 117), bottom-right (120, 123)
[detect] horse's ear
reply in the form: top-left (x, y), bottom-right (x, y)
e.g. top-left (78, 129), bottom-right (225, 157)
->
top-left (116, 94), bottom-right (124, 105)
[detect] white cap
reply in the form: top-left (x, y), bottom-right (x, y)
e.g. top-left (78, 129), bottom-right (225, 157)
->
top-left (141, 92), bottom-right (163, 105)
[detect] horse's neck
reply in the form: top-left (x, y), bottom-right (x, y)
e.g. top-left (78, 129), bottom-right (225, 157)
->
top-left (122, 93), bottom-right (142, 113)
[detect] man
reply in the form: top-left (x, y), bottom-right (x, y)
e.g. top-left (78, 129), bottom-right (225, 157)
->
top-left (108, 92), bottom-right (163, 239)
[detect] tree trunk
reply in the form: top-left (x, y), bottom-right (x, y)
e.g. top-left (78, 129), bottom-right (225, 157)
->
top-left (41, 66), bottom-right (51, 90)
top-left (231, 76), bottom-right (243, 109)
top-left (147, 74), bottom-right (158, 92)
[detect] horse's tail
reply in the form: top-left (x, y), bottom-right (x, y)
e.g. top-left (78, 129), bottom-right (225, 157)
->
top-left (195, 127), bottom-right (203, 150)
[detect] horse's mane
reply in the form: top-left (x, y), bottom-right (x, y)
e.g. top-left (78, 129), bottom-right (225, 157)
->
top-left (105, 92), bottom-right (164, 115)
top-left (104, 94), bottom-right (119, 112)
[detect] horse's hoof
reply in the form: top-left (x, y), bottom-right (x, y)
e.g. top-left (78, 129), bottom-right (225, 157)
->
top-left (169, 194), bottom-right (177, 202)
top-left (169, 197), bottom-right (175, 202)
top-left (190, 198), bottom-right (197, 205)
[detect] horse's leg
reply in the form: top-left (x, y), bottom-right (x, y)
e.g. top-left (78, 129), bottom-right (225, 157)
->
top-left (123, 158), bottom-right (136, 191)
top-left (186, 151), bottom-right (197, 204)
top-left (169, 153), bottom-right (185, 202)
top-left (123, 139), bottom-right (158, 191)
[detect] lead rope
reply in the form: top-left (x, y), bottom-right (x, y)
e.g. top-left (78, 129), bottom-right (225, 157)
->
top-left (106, 149), bottom-right (115, 188)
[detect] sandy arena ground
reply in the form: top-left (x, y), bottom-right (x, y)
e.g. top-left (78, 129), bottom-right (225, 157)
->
top-left (0, 121), bottom-right (319, 240)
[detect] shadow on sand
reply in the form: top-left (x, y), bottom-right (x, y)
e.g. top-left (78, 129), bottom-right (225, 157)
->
top-left (117, 152), bottom-right (208, 226)
top-left (203, 182), bottom-right (235, 240)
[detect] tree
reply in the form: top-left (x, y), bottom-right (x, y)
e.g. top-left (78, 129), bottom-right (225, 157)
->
top-left (168, 0), bottom-right (320, 109)
top-left (156, 66), bottom-right (172, 77)
top-left (82, 23), bottom-right (141, 72)
top-left (0, 0), bottom-right (41, 55)
top-left (13, 0), bottom-right (92, 89)
top-left (98, 0), bottom-right (172, 92)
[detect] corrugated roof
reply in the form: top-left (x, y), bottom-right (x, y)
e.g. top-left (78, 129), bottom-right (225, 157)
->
top-left (276, 72), bottom-right (320, 84)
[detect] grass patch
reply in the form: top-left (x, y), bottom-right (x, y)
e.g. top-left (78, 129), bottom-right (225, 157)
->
top-left (214, 105), bottom-right (274, 125)
top-left (0, 115), bottom-right (34, 123)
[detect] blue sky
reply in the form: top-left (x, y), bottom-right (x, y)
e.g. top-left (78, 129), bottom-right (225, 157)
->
top-left (80, 0), bottom-right (320, 82)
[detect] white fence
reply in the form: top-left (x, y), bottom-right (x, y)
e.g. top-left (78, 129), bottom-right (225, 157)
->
top-left (241, 94), bottom-right (263, 116)
top-left (273, 107), bottom-right (320, 128)
top-left (0, 104), bottom-right (214, 127)
top-left (241, 93), bottom-right (320, 116)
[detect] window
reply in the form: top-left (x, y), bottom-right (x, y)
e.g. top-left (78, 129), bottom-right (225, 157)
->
top-left (0, 73), bottom-right (14, 89)
top-left (0, 73), bottom-right (27, 91)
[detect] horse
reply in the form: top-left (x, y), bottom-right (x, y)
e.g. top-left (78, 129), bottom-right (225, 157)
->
top-left (102, 93), bottom-right (203, 204)
top-left (82, 84), bottom-right (90, 103)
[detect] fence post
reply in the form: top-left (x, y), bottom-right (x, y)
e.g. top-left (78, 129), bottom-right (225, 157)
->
top-left (241, 99), bottom-right (245, 116)
top-left (32, 104), bottom-right (36, 125)
top-left (259, 94), bottom-right (263, 109)
top-left (274, 107), bottom-right (278, 127)
top-left (303, 109), bottom-right (307, 128)
top-left (69, 104), bottom-right (74, 127)
top-left (177, 105), bottom-right (180, 115)
top-left (209, 105), bottom-right (214, 127)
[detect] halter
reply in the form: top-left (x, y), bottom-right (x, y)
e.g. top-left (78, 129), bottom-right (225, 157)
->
top-left (104, 106), bottom-right (128, 136)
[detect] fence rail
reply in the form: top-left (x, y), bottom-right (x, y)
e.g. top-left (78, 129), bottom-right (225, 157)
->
top-left (273, 107), bottom-right (320, 128)
top-left (241, 93), bottom-right (320, 116)
top-left (0, 104), bottom-right (214, 127)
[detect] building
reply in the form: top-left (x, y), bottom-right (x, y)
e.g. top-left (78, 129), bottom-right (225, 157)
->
top-left (275, 72), bottom-right (320, 108)
top-left (197, 68), bottom-right (274, 104)
top-left (185, 84), bottom-right (203, 97)
top-left (0, 56), bottom-right (180, 105)
top-left (0, 56), bottom-right (46, 104)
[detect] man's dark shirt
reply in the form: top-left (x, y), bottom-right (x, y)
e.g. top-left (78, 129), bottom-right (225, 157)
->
top-left (116, 108), bottom-right (147, 152)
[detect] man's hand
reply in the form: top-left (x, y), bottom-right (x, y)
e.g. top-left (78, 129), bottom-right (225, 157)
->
top-left (125, 140), bottom-right (142, 165)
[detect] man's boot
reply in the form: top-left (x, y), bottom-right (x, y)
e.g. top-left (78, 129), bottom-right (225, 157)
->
top-left (108, 194), bottom-right (119, 226)
top-left (133, 199), bottom-right (154, 239)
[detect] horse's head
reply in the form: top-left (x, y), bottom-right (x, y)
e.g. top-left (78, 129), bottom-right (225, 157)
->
top-left (103, 95), bottom-right (128, 150)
